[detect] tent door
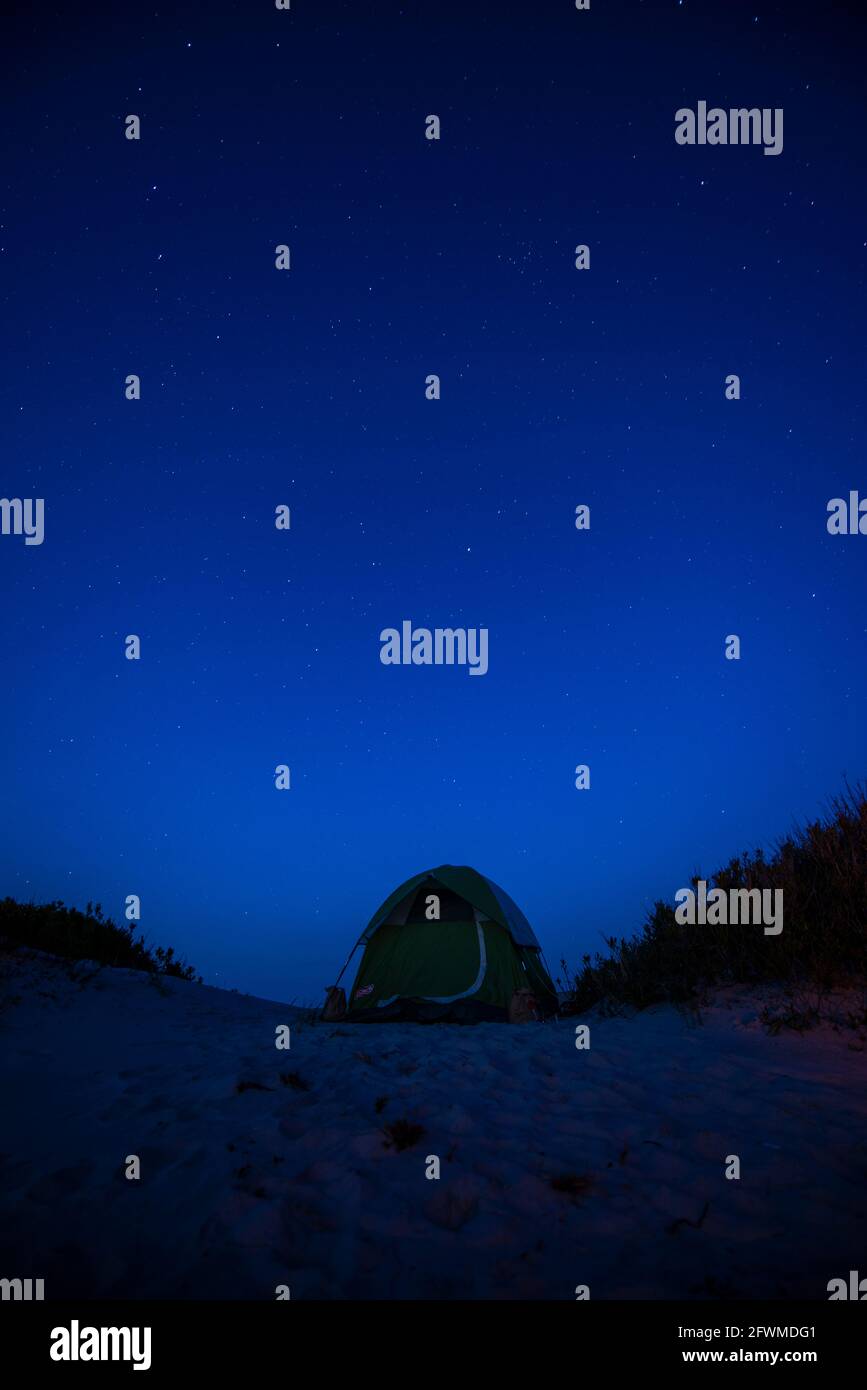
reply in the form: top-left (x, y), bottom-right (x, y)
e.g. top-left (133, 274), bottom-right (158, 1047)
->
top-left (376, 914), bottom-right (488, 1008)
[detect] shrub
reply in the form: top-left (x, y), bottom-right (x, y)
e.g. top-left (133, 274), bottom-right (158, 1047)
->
top-left (0, 897), bottom-right (201, 981)
top-left (559, 783), bottom-right (867, 1014)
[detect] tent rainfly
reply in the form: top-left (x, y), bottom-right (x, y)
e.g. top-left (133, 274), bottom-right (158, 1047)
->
top-left (325, 865), bottom-right (559, 1023)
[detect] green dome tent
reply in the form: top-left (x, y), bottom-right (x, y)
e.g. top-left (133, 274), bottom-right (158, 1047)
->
top-left (330, 865), bottom-right (558, 1023)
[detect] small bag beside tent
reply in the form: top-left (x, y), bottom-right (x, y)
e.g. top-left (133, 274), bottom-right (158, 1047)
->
top-left (331, 865), bottom-right (558, 1023)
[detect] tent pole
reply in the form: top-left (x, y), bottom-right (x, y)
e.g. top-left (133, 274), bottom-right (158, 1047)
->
top-left (332, 939), bottom-right (361, 988)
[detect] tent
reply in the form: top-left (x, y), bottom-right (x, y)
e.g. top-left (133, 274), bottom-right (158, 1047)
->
top-left (330, 865), bottom-right (558, 1022)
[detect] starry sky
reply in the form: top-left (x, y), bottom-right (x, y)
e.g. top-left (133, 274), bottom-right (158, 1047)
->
top-left (2, 0), bottom-right (865, 1003)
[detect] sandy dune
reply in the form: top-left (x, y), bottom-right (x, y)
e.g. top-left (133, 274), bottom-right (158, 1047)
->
top-left (1, 949), bottom-right (865, 1299)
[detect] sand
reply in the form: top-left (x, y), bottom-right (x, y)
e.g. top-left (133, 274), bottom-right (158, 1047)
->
top-left (1, 948), bottom-right (865, 1300)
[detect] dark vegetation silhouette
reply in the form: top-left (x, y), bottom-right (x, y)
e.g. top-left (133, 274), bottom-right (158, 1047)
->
top-left (0, 897), bottom-right (200, 981)
top-left (4, 782), bottom-right (865, 1017)
top-left (559, 784), bottom-right (867, 1018)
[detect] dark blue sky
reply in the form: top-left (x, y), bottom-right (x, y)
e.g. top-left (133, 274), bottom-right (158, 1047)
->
top-left (2, 0), bottom-right (865, 1001)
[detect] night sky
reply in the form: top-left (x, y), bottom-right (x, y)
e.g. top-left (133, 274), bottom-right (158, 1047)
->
top-left (2, 0), bottom-right (865, 1003)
